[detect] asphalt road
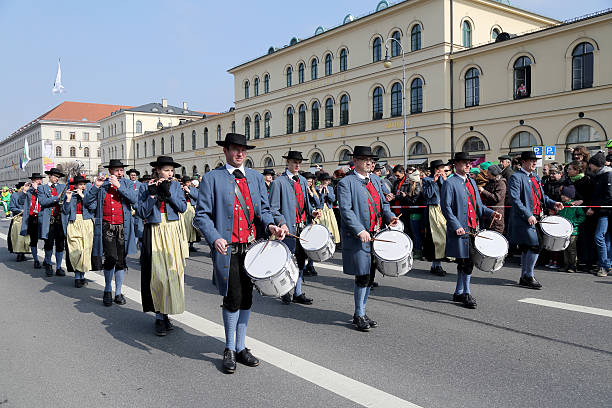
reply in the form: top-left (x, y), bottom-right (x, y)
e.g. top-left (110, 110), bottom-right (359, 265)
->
top-left (1, 218), bottom-right (611, 408)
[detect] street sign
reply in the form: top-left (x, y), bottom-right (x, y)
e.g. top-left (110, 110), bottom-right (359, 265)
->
top-left (532, 146), bottom-right (543, 156)
top-left (544, 145), bottom-right (556, 161)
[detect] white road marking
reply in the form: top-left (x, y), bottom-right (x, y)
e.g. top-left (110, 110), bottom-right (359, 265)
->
top-left (313, 261), bottom-right (343, 272)
top-left (518, 298), bottom-right (612, 318)
top-left (0, 231), bottom-right (421, 408)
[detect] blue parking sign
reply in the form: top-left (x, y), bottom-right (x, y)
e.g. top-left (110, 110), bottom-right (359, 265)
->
top-left (545, 146), bottom-right (556, 156)
top-left (532, 146), bottom-right (543, 156)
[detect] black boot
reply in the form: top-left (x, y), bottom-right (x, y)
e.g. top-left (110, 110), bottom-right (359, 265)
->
top-left (102, 291), bottom-right (113, 307)
top-left (222, 348), bottom-right (236, 373)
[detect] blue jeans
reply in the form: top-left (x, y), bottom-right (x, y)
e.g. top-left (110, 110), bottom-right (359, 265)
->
top-left (409, 218), bottom-right (422, 251)
top-left (594, 216), bottom-right (611, 269)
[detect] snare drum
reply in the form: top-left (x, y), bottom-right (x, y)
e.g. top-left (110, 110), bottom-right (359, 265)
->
top-left (470, 230), bottom-right (508, 272)
top-left (388, 219), bottom-right (404, 232)
top-left (244, 240), bottom-right (299, 297)
top-left (539, 215), bottom-right (572, 251)
top-left (372, 230), bottom-right (413, 277)
top-left (300, 224), bottom-right (335, 262)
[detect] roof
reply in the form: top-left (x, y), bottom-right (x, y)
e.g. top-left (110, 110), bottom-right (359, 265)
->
top-left (119, 102), bottom-right (206, 117)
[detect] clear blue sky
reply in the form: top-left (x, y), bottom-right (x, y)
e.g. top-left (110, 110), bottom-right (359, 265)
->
top-left (0, 0), bottom-right (609, 139)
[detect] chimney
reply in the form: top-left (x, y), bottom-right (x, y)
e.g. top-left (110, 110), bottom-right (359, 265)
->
top-left (161, 98), bottom-right (168, 108)
top-left (183, 102), bottom-right (188, 110)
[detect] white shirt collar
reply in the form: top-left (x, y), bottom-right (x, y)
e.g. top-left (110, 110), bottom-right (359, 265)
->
top-left (354, 171), bottom-right (369, 180)
top-left (225, 163), bottom-right (245, 176)
top-left (286, 169), bottom-right (299, 179)
top-left (455, 173), bottom-right (468, 182)
top-left (520, 167), bottom-right (532, 177)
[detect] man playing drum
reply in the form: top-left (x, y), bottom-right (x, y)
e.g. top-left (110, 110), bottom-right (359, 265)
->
top-left (19, 174), bottom-right (44, 269)
top-left (508, 151), bottom-right (563, 289)
top-left (441, 152), bottom-right (501, 309)
top-left (194, 133), bottom-right (286, 374)
top-left (269, 151), bottom-right (322, 305)
top-left (337, 146), bottom-right (399, 331)
top-left (38, 168), bottom-right (67, 277)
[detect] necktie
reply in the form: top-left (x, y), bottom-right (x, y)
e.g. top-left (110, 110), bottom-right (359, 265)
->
top-left (52, 184), bottom-right (56, 190)
top-left (233, 169), bottom-right (244, 179)
top-left (364, 177), bottom-right (370, 184)
top-left (292, 175), bottom-right (299, 182)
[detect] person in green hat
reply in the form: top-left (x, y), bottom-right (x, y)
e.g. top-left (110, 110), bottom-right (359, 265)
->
top-left (1, 186), bottom-right (11, 217)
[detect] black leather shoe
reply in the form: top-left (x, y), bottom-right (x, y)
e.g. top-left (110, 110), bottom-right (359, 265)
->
top-left (114, 294), bottom-right (126, 305)
top-left (55, 268), bottom-right (65, 277)
top-left (293, 293), bottom-right (313, 305)
top-left (102, 291), bottom-right (113, 307)
top-left (75, 279), bottom-right (83, 288)
top-left (44, 263), bottom-right (53, 276)
top-left (155, 319), bottom-right (166, 337)
top-left (223, 348), bottom-right (236, 373)
top-left (452, 293), bottom-right (466, 302)
top-left (306, 264), bottom-right (318, 276)
top-left (33, 260), bottom-right (41, 269)
top-left (236, 348), bottom-right (259, 367)
top-left (302, 268), bottom-right (313, 277)
top-left (364, 315), bottom-right (378, 328)
top-left (16, 254), bottom-right (25, 262)
top-left (463, 294), bottom-right (477, 309)
top-left (371, 282), bottom-right (379, 288)
top-left (519, 276), bottom-right (542, 289)
top-left (281, 293), bottom-right (292, 305)
top-left (353, 315), bottom-right (370, 332)
top-left (81, 279), bottom-right (88, 286)
top-left (430, 266), bottom-right (447, 277)
top-left (164, 316), bottom-right (174, 331)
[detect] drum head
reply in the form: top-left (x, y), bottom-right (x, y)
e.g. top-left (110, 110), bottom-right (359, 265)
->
top-left (300, 224), bottom-right (330, 251)
top-left (373, 230), bottom-right (412, 261)
top-left (245, 240), bottom-right (289, 279)
top-left (540, 216), bottom-right (572, 237)
top-left (474, 230), bottom-right (508, 258)
top-left (389, 219), bottom-right (404, 232)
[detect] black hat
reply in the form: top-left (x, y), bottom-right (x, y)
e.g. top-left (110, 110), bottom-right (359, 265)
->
top-left (15, 182), bottom-right (26, 189)
top-left (44, 167), bottom-right (65, 177)
top-left (498, 154), bottom-right (512, 161)
top-left (519, 151), bottom-right (538, 161)
top-left (139, 174), bottom-right (153, 182)
top-left (216, 133), bottom-right (255, 150)
top-left (348, 146), bottom-right (378, 159)
top-left (318, 172), bottom-right (332, 181)
top-left (69, 175), bottom-right (88, 185)
top-left (103, 159), bottom-right (128, 169)
top-left (181, 176), bottom-right (193, 182)
top-left (373, 163), bottom-right (384, 171)
top-left (262, 168), bottom-right (275, 176)
top-left (430, 159), bottom-right (445, 169)
top-left (589, 152), bottom-right (606, 168)
top-left (450, 152), bottom-right (474, 163)
top-left (149, 156), bottom-right (181, 168)
top-left (302, 172), bottom-right (315, 180)
top-left (282, 151), bottom-right (307, 161)
top-left (127, 168), bottom-right (140, 176)
top-left (29, 172), bottom-right (44, 180)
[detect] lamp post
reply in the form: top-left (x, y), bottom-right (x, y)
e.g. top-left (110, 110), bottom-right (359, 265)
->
top-left (383, 37), bottom-right (407, 170)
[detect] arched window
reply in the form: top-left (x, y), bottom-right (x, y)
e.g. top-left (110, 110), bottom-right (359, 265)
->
top-left (567, 125), bottom-right (602, 144)
top-left (391, 82), bottom-right (402, 117)
top-left (192, 165), bottom-right (198, 176)
top-left (311, 101), bottom-right (320, 130)
top-left (286, 66), bottom-right (292, 87)
top-left (298, 63), bottom-right (305, 83)
top-left (161, 137), bottom-right (165, 154)
top-left (339, 95), bottom-right (349, 125)
top-left (311, 152), bottom-right (323, 164)
top-left (217, 125), bottom-right (221, 140)
top-left (244, 80), bottom-right (250, 99)
top-left (462, 136), bottom-right (485, 152)
top-left (152, 140), bottom-right (156, 156)
top-left (373, 146), bottom-right (387, 159)
top-left (391, 30), bottom-right (401, 57)
top-left (56, 146), bottom-right (62, 157)
top-left (121, 144), bottom-right (124, 159)
top-left (409, 141), bottom-right (427, 155)
top-left (136, 120), bottom-right (142, 133)
top-left (180, 133), bottom-right (185, 152)
top-left (245, 159), bottom-right (253, 168)
top-left (373, 86), bottom-right (383, 120)
top-left (298, 104), bottom-right (306, 132)
top-left (136, 144), bottom-right (140, 159)
top-left (410, 78), bottom-right (423, 113)
top-left (465, 68), bottom-right (480, 107)
top-left (204, 127), bottom-right (209, 147)
top-left (264, 157), bottom-right (274, 167)
top-left (325, 53), bottom-right (332, 76)
top-left (244, 117), bottom-right (251, 139)
top-left (411, 24), bottom-right (421, 51)
top-left (572, 42), bottom-right (594, 90)
top-left (513, 56), bottom-right (532, 99)
top-left (325, 98), bottom-right (334, 128)
top-left (254, 114), bottom-right (261, 139)
top-left (254, 77), bottom-right (259, 96)
top-left (264, 112), bottom-right (271, 138)
top-left (144, 142), bottom-right (147, 157)
top-left (373, 37), bottom-right (382, 62)
top-left (462, 21), bottom-right (472, 47)
top-left (204, 164), bottom-right (211, 173)
top-left (509, 131), bottom-right (537, 149)
top-left (191, 130), bottom-right (196, 150)
top-left (181, 167), bottom-right (187, 177)
top-left (492, 27), bottom-right (500, 40)
top-left (339, 149), bottom-right (351, 162)
top-left (311, 58), bottom-right (318, 80)
top-left (231, 121), bottom-right (236, 133)
top-left (286, 107), bottom-right (294, 134)
top-left (264, 74), bottom-right (270, 93)
top-left (339, 49), bottom-right (347, 72)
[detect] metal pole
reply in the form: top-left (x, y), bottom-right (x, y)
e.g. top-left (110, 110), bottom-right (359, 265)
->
top-left (402, 49), bottom-right (407, 169)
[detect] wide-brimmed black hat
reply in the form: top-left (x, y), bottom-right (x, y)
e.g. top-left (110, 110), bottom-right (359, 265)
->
top-left (450, 152), bottom-right (474, 163)
top-left (139, 174), bottom-right (153, 183)
top-left (498, 154), bottom-right (511, 161)
top-left (44, 167), bottom-right (65, 177)
top-left (519, 151), bottom-right (538, 161)
top-left (302, 171), bottom-right (315, 180)
top-left (318, 172), bottom-right (332, 181)
top-left (348, 146), bottom-right (378, 159)
top-left (430, 159), bottom-right (446, 169)
top-left (216, 133), bottom-right (255, 150)
top-left (149, 156), bottom-right (181, 168)
top-left (262, 168), bottom-right (275, 176)
top-left (126, 168), bottom-right (140, 176)
top-left (181, 176), bottom-right (193, 183)
top-left (15, 182), bottom-right (26, 189)
top-left (373, 163), bottom-right (384, 171)
top-left (69, 175), bottom-right (88, 185)
top-left (282, 151), bottom-right (307, 161)
top-left (29, 172), bottom-right (44, 180)
top-left (103, 159), bottom-right (128, 169)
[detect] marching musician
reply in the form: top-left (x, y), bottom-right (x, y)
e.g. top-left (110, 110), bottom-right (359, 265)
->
top-left (138, 156), bottom-right (188, 336)
top-left (126, 169), bottom-right (144, 244)
top-left (37, 168), bottom-right (67, 277)
top-left (19, 174), bottom-right (44, 269)
top-left (336, 146), bottom-right (399, 331)
top-left (8, 182), bottom-right (28, 262)
top-left (441, 152), bottom-right (501, 309)
top-left (181, 176), bottom-right (201, 252)
top-left (269, 151), bottom-right (322, 305)
top-left (508, 151), bottom-right (563, 289)
top-left (62, 175), bottom-right (95, 288)
top-left (83, 159), bottom-right (138, 307)
top-left (194, 133), bottom-right (286, 374)
top-left (262, 168), bottom-right (275, 194)
top-left (422, 160), bottom-right (448, 276)
top-left (303, 172), bottom-right (320, 276)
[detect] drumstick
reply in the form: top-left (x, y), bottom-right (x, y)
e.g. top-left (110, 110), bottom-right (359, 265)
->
top-left (371, 238), bottom-right (396, 243)
top-left (489, 216), bottom-right (495, 230)
top-left (538, 221), bottom-right (559, 225)
top-left (468, 232), bottom-right (493, 240)
top-left (286, 232), bottom-right (308, 242)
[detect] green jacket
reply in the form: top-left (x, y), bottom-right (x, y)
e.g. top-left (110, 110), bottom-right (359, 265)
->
top-left (557, 201), bottom-right (585, 236)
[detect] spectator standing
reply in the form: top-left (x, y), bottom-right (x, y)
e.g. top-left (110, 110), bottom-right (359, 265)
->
top-left (478, 164), bottom-right (506, 233)
top-left (557, 185), bottom-right (585, 273)
top-left (586, 152), bottom-right (612, 277)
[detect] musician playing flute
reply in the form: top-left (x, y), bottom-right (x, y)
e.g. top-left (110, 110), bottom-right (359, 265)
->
top-left (37, 168), bottom-right (67, 277)
top-left (8, 182), bottom-right (28, 262)
top-left (337, 146), bottom-right (399, 331)
top-left (84, 159), bottom-right (138, 307)
top-left (194, 133), bottom-right (286, 374)
top-left (269, 151), bottom-right (322, 305)
top-left (441, 152), bottom-right (501, 309)
top-left (20, 174), bottom-right (44, 269)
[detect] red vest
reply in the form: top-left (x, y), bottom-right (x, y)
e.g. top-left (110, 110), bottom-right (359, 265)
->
top-left (49, 185), bottom-right (59, 217)
top-left (76, 200), bottom-right (83, 215)
top-left (366, 181), bottom-right (382, 231)
top-left (530, 176), bottom-right (542, 216)
top-left (392, 177), bottom-right (405, 216)
top-left (465, 179), bottom-right (478, 229)
top-left (102, 186), bottom-right (124, 224)
top-left (29, 192), bottom-right (41, 216)
top-left (232, 178), bottom-right (255, 243)
top-left (293, 178), bottom-right (307, 224)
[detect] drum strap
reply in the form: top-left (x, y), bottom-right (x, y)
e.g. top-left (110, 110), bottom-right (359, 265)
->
top-left (234, 181), bottom-right (254, 231)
